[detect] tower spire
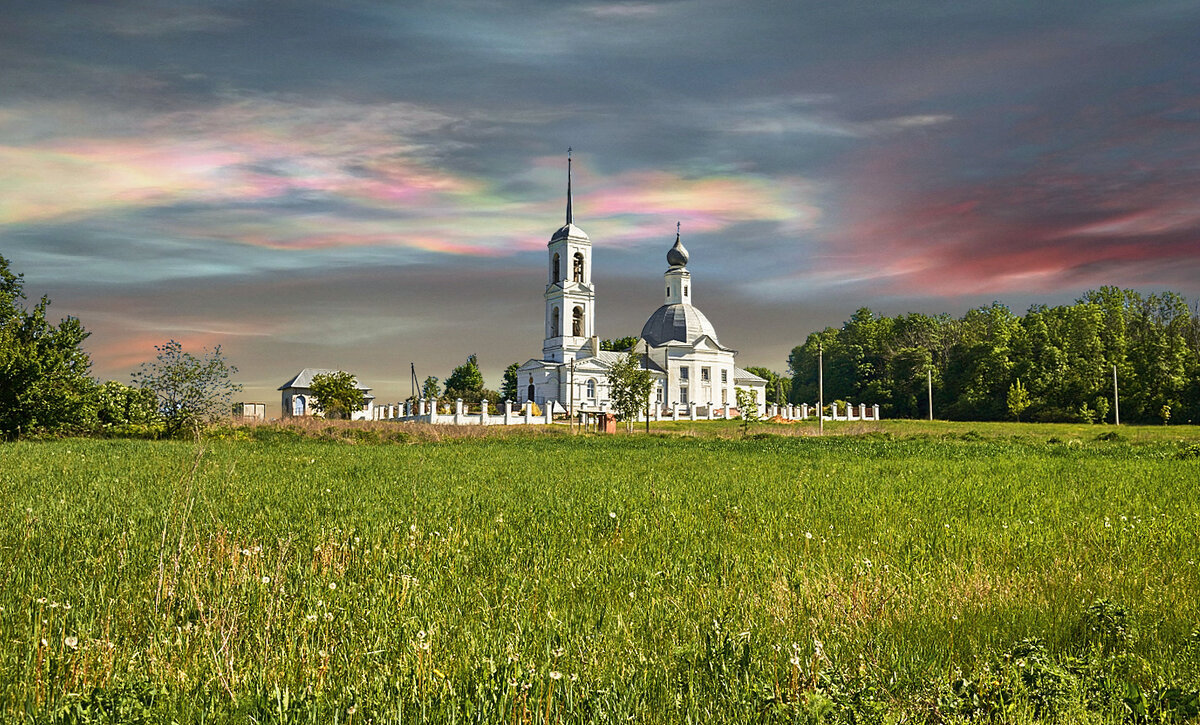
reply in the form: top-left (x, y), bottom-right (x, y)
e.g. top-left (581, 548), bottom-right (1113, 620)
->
top-left (566, 147), bottom-right (573, 225)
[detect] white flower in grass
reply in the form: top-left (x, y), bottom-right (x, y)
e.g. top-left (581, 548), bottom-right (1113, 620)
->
top-left (609, 512), bottom-right (617, 519)
top-left (328, 582), bottom-right (337, 590)
top-left (410, 524), bottom-right (418, 533)
top-left (324, 612), bottom-right (334, 621)
top-left (552, 647), bottom-right (564, 658)
top-left (789, 654), bottom-right (801, 667)
top-left (347, 705), bottom-right (357, 715)
top-left (550, 671), bottom-right (562, 680)
top-left (306, 614), bottom-right (318, 623)
top-left (261, 576), bottom-right (271, 584)
top-left (805, 531), bottom-right (813, 540)
top-left (570, 674), bottom-right (578, 682)
top-left (64, 636), bottom-right (78, 649)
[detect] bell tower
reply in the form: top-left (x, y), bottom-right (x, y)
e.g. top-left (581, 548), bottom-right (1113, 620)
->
top-left (543, 149), bottom-right (595, 362)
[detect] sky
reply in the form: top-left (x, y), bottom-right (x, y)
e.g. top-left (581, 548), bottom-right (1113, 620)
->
top-left (4, 1), bottom-right (1200, 408)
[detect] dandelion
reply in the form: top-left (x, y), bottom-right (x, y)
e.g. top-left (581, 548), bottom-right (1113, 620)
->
top-left (261, 576), bottom-right (271, 584)
top-left (805, 531), bottom-right (813, 540)
top-left (609, 512), bottom-right (617, 519)
top-left (242, 548), bottom-right (251, 556)
top-left (329, 582), bottom-right (337, 590)
top-left (64, 636), bottom-right (78, 649)
top-left (347, 705), bottom-right (357, 716)
top-left (550, 671), bottom-right (562, 680)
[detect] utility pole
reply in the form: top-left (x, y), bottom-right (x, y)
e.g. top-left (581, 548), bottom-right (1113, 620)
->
top-left (927, 368), bottom-right (934, 421)
top-left (818, 340), bottom-right (824, 436)
top-left (1113, 364), bottom-right (1120, 426)
top-left (644, 340), bottom-right (651, 434)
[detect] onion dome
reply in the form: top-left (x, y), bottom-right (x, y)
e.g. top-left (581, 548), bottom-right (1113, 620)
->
top-left (667, 231), bottom-right (688, 268)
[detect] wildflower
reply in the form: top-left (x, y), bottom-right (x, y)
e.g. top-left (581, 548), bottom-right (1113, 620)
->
top-left (261, 576), bottom-right (271, 584)
top-left (628, 591), bottom-right (635, 599)
top-left (329, 582), bottom-right (337, 590)
top-left (347, 705), bottom-right (357, 715)
top-left (306, 614), bottom-right (318, 623)
top-left (789, 654), bottom-right (801, 667)
top-left (609, 512), bottom-right (617, 519)
top-left (41, 638), bottom-right (49, 647)
top-left (65, 636), bottom-right (78, 649)
top-left (805, 531), bottom-right (813, 540)
top-left (242, 549), bottom-right (251, 556)
top-left (552, 647), bottom-right (564, 658)
top-left (36, 597), bottom-right (47, 605)
top-left (410, 524), bottom-right (418, 533)
top-left (550, 671), bottom-right (562, 680)
top-left (570, 674), bottom-right (578, 682)
top-left (324, 612), bottom-right (334, 621)
top-left (417, 630), bottom-right (426, 639)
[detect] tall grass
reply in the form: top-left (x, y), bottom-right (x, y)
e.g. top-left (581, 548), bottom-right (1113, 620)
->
top-left (1, 428), bottom-right (1198, 723)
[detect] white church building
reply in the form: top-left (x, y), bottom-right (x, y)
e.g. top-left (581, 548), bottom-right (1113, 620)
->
top-left (517, 156), bottom-right (766, 416)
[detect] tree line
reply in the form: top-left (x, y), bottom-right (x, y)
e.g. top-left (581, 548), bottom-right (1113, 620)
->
top-left (2, 255), bottom-right (240, 440)
top-left (784, 288), bottom-right (1200, 424)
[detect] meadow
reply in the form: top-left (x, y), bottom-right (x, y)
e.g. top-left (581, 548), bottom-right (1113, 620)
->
top-left (1, 421), bottom-right (1198, 723)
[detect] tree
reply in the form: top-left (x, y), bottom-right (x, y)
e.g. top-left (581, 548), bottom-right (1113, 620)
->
top-left (93, 380), bottom-right (159, 430)
top-left (132, 340), bottom-right (241, 436)
top-left (1006, 379), bottom-right (1031, 421)
top-left (600, 336), bottom-right (639, 352)
top-left (736, 386), bottom-right (761, 436)
top-left (0, 254), bottom-right (96, 440)
top-left (310, 371), bottom-right (367, 420)
top-left (422, 376), bottom-right (440, 400)
top-left (745, 366), bottom-right (791, 405)
top-left (501, 362), bottom-right (521, 402)
top-left (444, 354), bottom-right (485, 404)
top-left (605, 352), bottom-right (653, 431)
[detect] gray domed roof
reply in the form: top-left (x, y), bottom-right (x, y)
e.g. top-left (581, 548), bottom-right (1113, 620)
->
top-left (667, 234), bottom-right (688, 267)
top-left (550, 222), bottom-right (589, 243)
top-left (640, 303), bottom-right (719, 347)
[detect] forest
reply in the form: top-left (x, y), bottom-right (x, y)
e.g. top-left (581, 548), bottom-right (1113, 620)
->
top-left (787, 287), bottom-right (1200, 424)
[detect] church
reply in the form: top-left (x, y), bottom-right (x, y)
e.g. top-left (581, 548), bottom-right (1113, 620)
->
top-left (516, 155), bottom-right (766, 416)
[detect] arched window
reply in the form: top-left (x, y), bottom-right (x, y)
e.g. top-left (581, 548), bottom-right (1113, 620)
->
top-left (586, 379), bottom-right (596, 399)
top-left (552, 253), bottom-right (560, 284)
top-left (573, 252), bottom-right (584, 282)
top-left (551, 306), bottom-right (560, 337)
top-left (572, 306), bottom-right (583, 336)
top-left (292, 395), bottom-right (305, 416)
top-left (527, 376), bottom-right (535, 402)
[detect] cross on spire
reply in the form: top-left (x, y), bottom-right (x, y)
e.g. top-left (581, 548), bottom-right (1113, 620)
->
top-left (676, 221), bottom-right (681, 238)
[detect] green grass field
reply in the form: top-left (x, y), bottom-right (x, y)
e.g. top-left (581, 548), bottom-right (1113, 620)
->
top-left (2, 422), bottom-right (1199, 723)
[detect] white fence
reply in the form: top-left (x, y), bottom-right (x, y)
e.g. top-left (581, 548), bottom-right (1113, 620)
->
top-left (369, 398), bottom-right (882, 425)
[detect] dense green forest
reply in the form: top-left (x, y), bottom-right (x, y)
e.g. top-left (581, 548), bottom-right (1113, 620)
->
top-left (788, 287), bottom-right (1200, 424)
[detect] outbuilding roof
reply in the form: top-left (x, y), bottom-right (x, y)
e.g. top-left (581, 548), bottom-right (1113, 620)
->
top-left (278, 368), bottom-right (373, 392)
